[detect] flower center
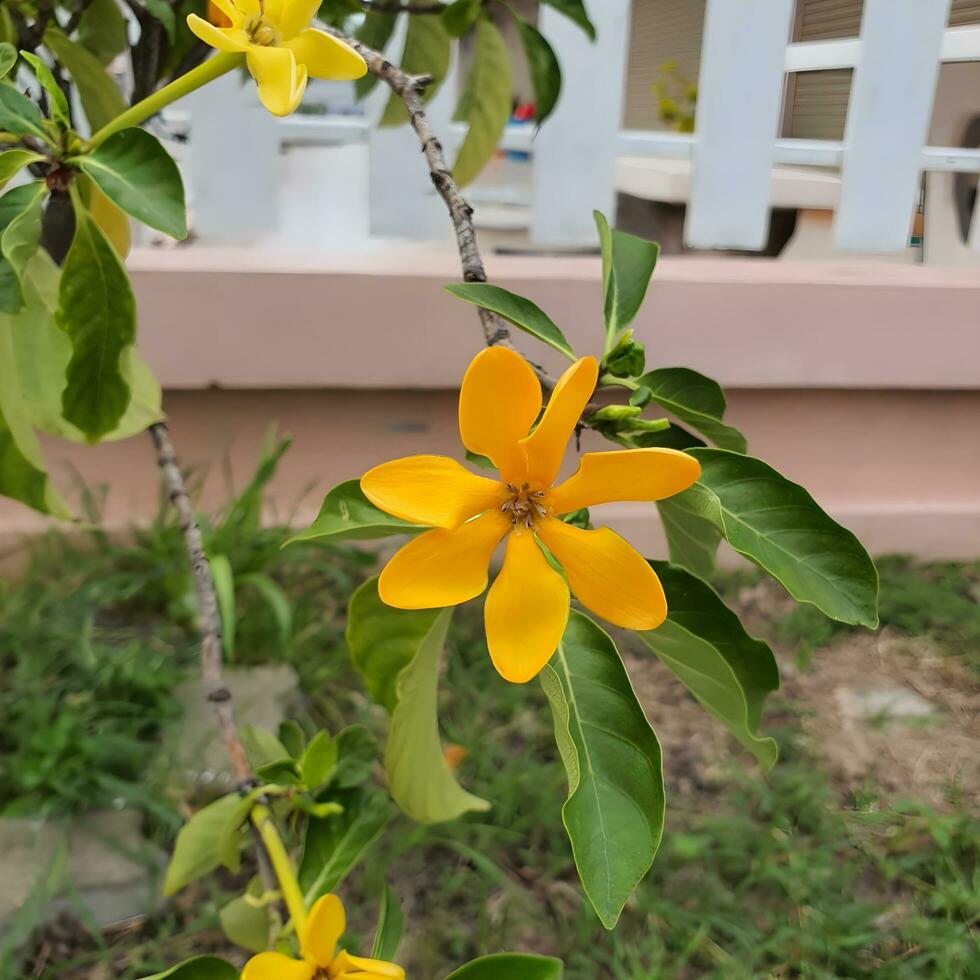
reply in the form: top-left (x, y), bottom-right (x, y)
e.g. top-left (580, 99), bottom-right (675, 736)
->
top-left (501, 482), bottom-right (547, 528)
top-left (246, 16), bottom-right (280, 45)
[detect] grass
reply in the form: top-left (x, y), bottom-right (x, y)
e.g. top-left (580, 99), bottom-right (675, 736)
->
top-left (3, 483), bottom-right (978, 978)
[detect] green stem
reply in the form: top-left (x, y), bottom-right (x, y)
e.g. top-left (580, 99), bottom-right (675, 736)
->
top-left (88, 52), bottom-right (244, 147)
top-left (251, 803), bottom-right (307, 937)
top-left (598, 373), bottom-right (640, 391)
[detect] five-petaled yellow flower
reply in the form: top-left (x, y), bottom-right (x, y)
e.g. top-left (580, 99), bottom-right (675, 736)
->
top-left (188, 0), bottom-right (366, 116)
top-left (361, 348), bottom-right (701, 684)
top-left (241, 893), bottom-right (404, 980)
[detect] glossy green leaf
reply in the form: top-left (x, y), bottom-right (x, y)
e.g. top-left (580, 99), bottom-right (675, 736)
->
top-left (299, 788), bottom-right (396, 904)
top-left (19, 51), bottom-right (69, 126)
top-left (140, 957), bottom-right (239, 980)
top-left (347, 578), bottom-right (490, 822)
top-left (452, 18), bottom-right (511, 187)
top-left (57, 191), bottom-right (137, 440)
top-left (210, 553), bottom-right (235, 658)
top-left (641, 562), bottom-right (779, 768)
top-left (0, 42), bottom-right (16, 78)
top-left (219, 891), bottom-right (271, 954)
top-left (285, 479), bottom-right (423, 547)
top-left (300, 730), bottom-right (338, 788)
top-left (638, 367), bottom-right (746, 453)
top-left (163, 794), bottom-right (240, 896)
top-left (540, 0), bottom-right (595, 40)
top-left (674, 448), bottom-right (880, 627)
top-left (371, 883), bottom-right (404, 962)
top-left (78, 0), bottom-right (129, 64)
top-left (77, 127), bottom-right (187, 239)
top-left (594, 210), bottom-right (659, 350)
top-left (513, 16), bottom-right (562, 124)
top-left (0, 182), bottom-right (46, 314)
top-left (354, 12), bottom-right (396, 99)
top-left (442, 0), bottom-right (481, 37)
top-left (0, 85), bottom-right (48, 143)
top-left (380, 12), bottom-right (450, 126)
top-left (540, 612), bottom-right (664, 929)
top-left (446, 953), bottom-right (564, 979)
top-left (445, 282), bottom-right (575, 359)
top-left (656, 496), bottom-right (721, 582)
top-left (44, 28), bottom-right (126, 131)
top-left (0, 135), bottom-right (38, 181)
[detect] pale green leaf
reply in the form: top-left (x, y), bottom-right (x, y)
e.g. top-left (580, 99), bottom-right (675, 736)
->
top-left (0, 149), bottom-right (43, 192)
top-left (163, 794), bottom-right (241, 896)
top-left (299, 788), bottom-right (395, 904)
top-left (540, 0), bottom-right (595, 40)
top-left (444, 282), bottom-right (575, 359)
top-left (371, 883), bottom-right (404, 962)
top-left (241, 725), bottom-right (291, 770)
top-left (452, 18), bottom-right (511, 187)
top-left (638, 367), bottom-right (746, 453)
top-left (380, 12), bottom-right (450, 126)
top-left (640, 562), bottom-right (779, 768)
top-left (19, 51), bottom-right (70, 126)
top-left (0, 85), bottom-right (48, 141)
top-left (44, 27), bottom-right (126, 132)
top-left (77, 127), bottom-right (187, 239)
top-left (57, 191), bottom-right (137, 439)
top-left (210, 553), bottom-right (235, 659)
top-left (0, 42), bottom-right (16, 78)
top-left (656, 496), bottom-right (721, 582)
top-left (140, 956), bottom-right (239, 980)
top-left (540, 612), bottom-right (664, 929)
top-left (442, 0), bottom-right (481, 38)
top-left (240, 572), bottom-right (292, 651)
top-left (0, 182), bottom-right (46, 314)
top-left (219, 893), bottom-right (272, 954)
top-left (300, 730), bottom-right (338, 788)
top-left (445, 953), bottom-right (564, 979)
top-left (673, 448), bottom-right (880, 627)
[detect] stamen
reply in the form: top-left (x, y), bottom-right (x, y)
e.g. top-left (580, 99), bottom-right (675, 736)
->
top-left (500, 483), bottom-right (548, 529)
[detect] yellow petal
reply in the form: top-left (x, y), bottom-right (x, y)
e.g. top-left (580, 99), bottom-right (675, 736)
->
top-left (241, 952), bottom-right (315, 980)
top-left (458, 347), bottom-right (542, 483)
top-left (230, 0), bottom-right (261, 18)
top-left (331, 949), bottom-right (406, 979)
top-left (286, 28), bottom-right (367, 80)
top-left (186, 14), bottom-right (249, 51)
top-left (521, 357), bottom-right (598, 489)
top-left (549, 448), bottom-right (701, 514)
top-left (88, 184), bottom-right (130, 259)
top-left (278, 0), bottom-right (322, 39)
top-left (246, 45), bottom-right (307, 116)
top-left (536, 518), bottom-right (666, 630)
top-left (361, 455), bottom-right (502, 530)
top-left (379, 510), bottom-right (509, 609)
top-left (485, 529), bottom-right (569, 683)
top-left (301, 893), bottom-right (345, 968)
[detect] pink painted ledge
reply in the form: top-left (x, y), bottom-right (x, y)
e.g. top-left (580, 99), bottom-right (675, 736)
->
top-left (129, 246), bottom-right (980, 391)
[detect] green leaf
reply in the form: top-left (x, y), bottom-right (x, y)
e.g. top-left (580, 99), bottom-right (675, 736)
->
top-left (77, 127), bottom-right (187, 239)
top-left (380, 12), bottom-right (450, 126)
top-left (299, 787), bottom-right (395, 904)
top-left (215, 786), bottom-right (267, 873)
top-left (637, 367), bottom-right (746, 453)
top-left (540, 0), bottom-right (595, 39)
top-left (140, 957), bottom-right (239, 980)
top-left (141, 0), bottom-right (178, 42)
top-left (371, 883), bottom-right (404, 962)
top-left (300, 730), bottom-right (338, 788)
top-left (0, 42), bottom-right (16, 79)
top-left (674, 448), bottom-right (880, 627)
top-left (446, 953), bottom-right (564, 979)
top-left (78, 0), bottom-right (129, 64)
top-left (19, 51), bottom-right (70, 126)
top-left (452, 18), bottom-right (511, 187)
top-left (444, 282), bottom-right (575, 359)
top-left (513, 16), bottom-right (562, 124)
top-left (240, 572), bottom-right (292, 651)
top-left (0, 182), bottom-right (46, 314)
top-left (540, 612), bottom-right (664, 929)
top-left (57, 191), bottom-right (137, 440)
top-left (656, 496), bottom-right (721, 582)
top-left (219, 892), bottom-right (272, 954)
top-left (442, 0), bottom-right (481, 37)
top-left (354, 12), bottom-right (397, 99)
top-left (640, 562), bottom-right (779, 768)
top-left (210, 553), bottom-right (235, 659)
top-left (0, 84), bottom-right (48, 141)
top-left (594, 211), bottom-right (659, 351)
top-left (334, 724), bottom-right (379, 789)
top-left (241, 725), bottom-right (291, 770)
top-left (347, 578), bottom-right (490, 822)
top-left (278, 720), bottom-right (305, 759)
top-left (163, 794), bottom-right (241, 896)
top-left (44, 27), bottom-right (126, 132)
top-left (285, 479), bottom-right (423, 547)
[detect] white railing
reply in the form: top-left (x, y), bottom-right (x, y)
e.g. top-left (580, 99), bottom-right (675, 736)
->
top-left (179, 0), bottom-right (980, 258)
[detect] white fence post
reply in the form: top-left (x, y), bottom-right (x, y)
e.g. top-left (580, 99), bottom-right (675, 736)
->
top-left (530, 0), bottom-right (631, 246)
top-left (834, 0), bottom-right (951, 252)
top-left (184, 72), bottom-right (280, 241)
top-left (684, 0), bottom-right (794, 251)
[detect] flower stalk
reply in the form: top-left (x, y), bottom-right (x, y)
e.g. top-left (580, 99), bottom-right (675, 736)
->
top-left (251, 802), bottom-right (307, 935)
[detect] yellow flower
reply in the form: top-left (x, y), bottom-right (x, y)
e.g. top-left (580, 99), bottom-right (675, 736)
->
top-left (241, 893), bottom-right (404, 980)
top-left (361, 348), bottom-right (701, 684)
top-left (187, 0), bottom-right (366, 117)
